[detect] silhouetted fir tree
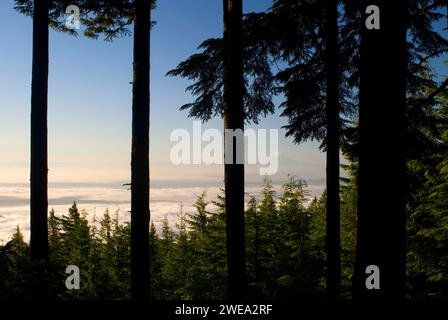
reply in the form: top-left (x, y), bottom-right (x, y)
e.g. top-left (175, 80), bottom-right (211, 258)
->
top-left (338, 0), bottom-right (447, 300)
top-left (205, 191), bottom-right (228, 299)
top-left (10, 226), bottom-right (27, 257)
top-left (0, 242), bottom-right (10, 298)
top-left (408, 133), bottom-right (448, 297)
top-left (339, 162), bottom-right (358, 298)
top-left (172, 207), bottom-right (191, 299)
top-left (27, 0), bottom-right (49, 299)
top-left (275, 177), bottom-right (321, 298)
top-left (113, 220), bottom-right (131, 299)
top-left (406, 62), bottom-right (448, 298)
top-left (222, 0), bottom-right (247, 300)
top-left (185, 193), bottom-right (214, 299)
top-left (354, 0), bottom-right (408, 301)
top-left (158, 216), bottom-right (175, 299)
top-left (0, 227), bottom-right (33, 299)
top-left (307, 193), bottom-right (327, 294)
top-left (79, 209), bottom-right (114, 299)
top-left (87, 213), bottom-right (102, 298)
top-left (149, 221), bottom-right (161, 299)
top-left (354, 1), bottom-right (408, 301)
top-left (48, 208), bottom-right (62, 262)
top-left (129, 0), bottom-right (151, 300)
top-left (245, 196), bottom-right (262, 298)
top-left (166, 16), bottom-right (275, 122)
top-left (324, 0), bottom-right (342, 300)
top-left (60, 203), bottom-right (91, 298)
top-left (258, 178), bottom-right (277, 215)
top-left (187, 191), bottom-right (210, 234)
top-left (255, 178), bottom-right (279, 297)
top-left (97, 209), bottom-right (118, 298)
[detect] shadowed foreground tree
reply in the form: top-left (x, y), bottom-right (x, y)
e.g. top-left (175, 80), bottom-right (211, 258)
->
top-left (354, 0), bottom-right (408, 301)
top-left (131, 0), bottom-right (151, 301)
top-left (324, 0), bottom-right (341, 300)
top-left (29, 0), bottom-right (49, 299)
top-left (341, 0), bottom-right (447, 299)
top-left (223, 0), bottom-right (246, 300)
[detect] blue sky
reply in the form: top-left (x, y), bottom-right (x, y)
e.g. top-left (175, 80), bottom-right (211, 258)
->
top-left (0, 0), bottom-right (325, 186)
top-left (0, 0), bottom-right (445, 187)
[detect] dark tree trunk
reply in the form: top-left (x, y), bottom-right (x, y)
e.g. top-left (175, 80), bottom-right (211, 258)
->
top-left (325, 0), bottom-right (341, 301)
top-left (254, 208), bottom-right (260, 282)
top-left (223, 0), bottom-right (246, 300)
top-left (354, 0), bottom-right (407, 301)
top-left (131, 0), bottom-right (151, 301)
top-left (30, 0), bottom-right (49, 299)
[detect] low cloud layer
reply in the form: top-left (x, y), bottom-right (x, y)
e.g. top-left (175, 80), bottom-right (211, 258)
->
top-left (0, 181), bottom-right (324, 243)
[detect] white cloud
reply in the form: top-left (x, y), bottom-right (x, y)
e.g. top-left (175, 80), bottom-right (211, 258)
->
top-left (0, 181), bottom-right (324, 243)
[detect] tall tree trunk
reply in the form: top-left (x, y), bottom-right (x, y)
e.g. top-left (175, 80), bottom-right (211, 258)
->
top-left (254, 208), bottom-right (260, 283)
top-left (223, 0), bottom-right (246, 300)
top-left (131, 0), bottom-right (151, 301)
top-left (354, 0), bottom-right (407, 301)
top-left (325, 0), bottom-right (341, 301)
top-left (30, 0), bottom-right (49, 299)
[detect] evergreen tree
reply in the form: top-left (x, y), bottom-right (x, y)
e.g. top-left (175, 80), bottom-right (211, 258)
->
top-left (275, 177), bottom-right (318, 298)
top-left (222, 0), bottom-right (247, 300)
top-left (406, 63), bottom-right (448, 299)
top-left (149, 221), bottom-right (161, 299)
top-left (245, 196), bottom-right (262, 298)
top-left (255, 178), bottom-right (279, 298)
top-left (130, 0), bottom-right (152, 300)
top-left (158, 216), bottom-right (175, 299)
top-left (172, 206), bottom-right (192, 299)
top-left (185, 192), bottom-right (214, 299)
top-left (114, 218), bottom-right (131, 299)
top-left (48, 208), bottom-right (62, 262)
top-left (324, 0), bottom-right (342, 300)
top-left (354, 0), bottom-right (408, 301)
top-left (0, 226), bottom-right (31, 299)
top-left (60, 203), bottom-right (91, 299)
top-left (29, 0), bottom-right (49, 299)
